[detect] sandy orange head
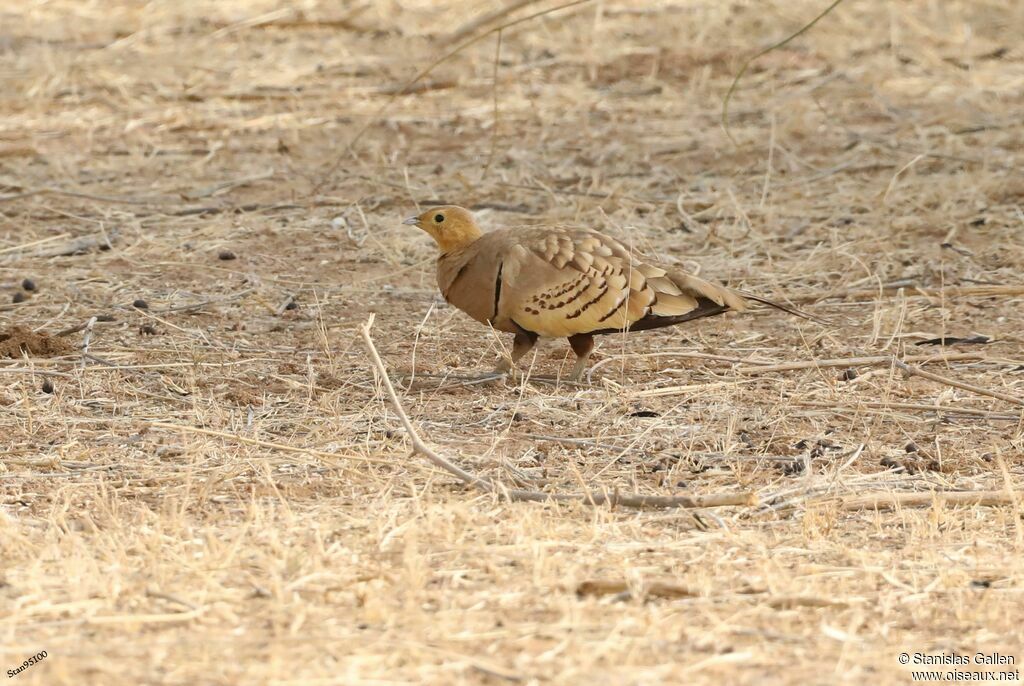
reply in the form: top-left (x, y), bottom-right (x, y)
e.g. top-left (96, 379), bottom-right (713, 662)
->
top-left (402, 205), bottom-right (483, 253)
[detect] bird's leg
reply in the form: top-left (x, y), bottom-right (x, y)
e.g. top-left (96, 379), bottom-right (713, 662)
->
top-left (494, 331), bottom-right (537, 376)
top-left (567, 334), bottom-right (595, 382)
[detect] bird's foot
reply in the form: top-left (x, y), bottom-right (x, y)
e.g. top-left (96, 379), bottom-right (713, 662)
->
top-left (568, 360), bottom-right (590, 384)
top-left (492, 357), bottom-right (525, 381)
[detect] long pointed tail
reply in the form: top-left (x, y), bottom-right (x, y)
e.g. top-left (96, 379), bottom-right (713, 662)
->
top-left (737, 290), bottom-right (832, 326)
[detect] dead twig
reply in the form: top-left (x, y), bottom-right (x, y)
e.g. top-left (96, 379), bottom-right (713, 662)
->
top-left (830, 489), bottom-right (1022, 511)
top-left (360, 315), bottom-right (755, 510)
top-left (576, 579), bottom-right (699, 600)
top-left (36, 230), bottom-right (119, 258)
top-left (790, 284), bottom-right (1024, 304)
top-left (795, 400), bottom-right (1020, 420)
top-left (55, 315), bottom-right (117, 337)
top-left (736, 352), bottom-right (982, 374)
top-left (451, 0), bottom-right (543, 43)
top-left (893, 357), bottom-right (1024, 407)
top-left (180, 169), bottom-right (274, 200)
top-left (156, 288), bottom-right (256, 315)
top-left (0, 233), bottom-right (71, 255)
top-left (312, 0), bottom-right (593, 194)
top-left (148, 422), bottom-right (389, 472)
top-left (721, 0), bottom-right (848, 144)
top-left (79, 316), bottom-right (98, 369)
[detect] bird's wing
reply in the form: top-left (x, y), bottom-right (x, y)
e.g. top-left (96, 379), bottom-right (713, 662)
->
top-left (490, 227), bottom-right (746, 338)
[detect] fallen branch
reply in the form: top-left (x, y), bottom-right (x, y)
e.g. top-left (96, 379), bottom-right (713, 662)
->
top-left (451, 0), bottom-right (542, 43)
top-left (576, 579), bottom-right (698, 600)
top-left (0, 233), bottom-right (71, 255)
top-left (36, 229), bottom-right (119, 257)
top-left (736, 352), bottom-right (981, 374)
top-left (795, 400), bottom-right (1020, 420)
top-left (180, 169), bottom-right (274, 200)
top-left (156, 288), bottom-right (255, 314)
top-left (829, 489), bottom-right (1020, 511)
top-left (574, 580), bottom-right (852, 608)
top-left (722, 0), bottom-right (847, 143)
top-left (789, 284), bottom-right (1024, 304)
top-left (313, 0), bottom-right (592, 194)
top-left (894, 358), bottom-right (1024, 407)
top-left (360, 315), bottom-right (754, 510)
top-left (148, 421), bottom-right (389, 472)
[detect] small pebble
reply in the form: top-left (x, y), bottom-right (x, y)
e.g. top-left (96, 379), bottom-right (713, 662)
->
top-left (284, 300), bottom-right (298, 311)
top-left (132, 299), bottom-right (149, 309)
top-left (21, 278), bottom-right (36, 291)
top-left (905, 442), bottom-right (918, 453)
top-left (41, 379), bottom-right (54, 394)
top-left (12, 291), bottom-right (26, 303)
top-left (218, 250), bottom-right (237, 261)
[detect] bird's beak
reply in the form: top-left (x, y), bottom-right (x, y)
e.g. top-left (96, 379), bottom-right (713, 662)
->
top-left (402, 215), bottom-right (421, 226)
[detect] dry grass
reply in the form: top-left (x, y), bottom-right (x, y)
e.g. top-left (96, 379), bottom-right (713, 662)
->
top-left (2, 1), bottom-right (1024, 683)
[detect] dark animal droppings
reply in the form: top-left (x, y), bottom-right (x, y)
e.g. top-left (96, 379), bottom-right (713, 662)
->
top-left (133, 299), bottom-right (149, 309)
top-left (22, 279), bottom-right (36, 291)
top-left (218, 250), bottom-right (237, 260)
top-left (41, 379), bottom-right (54, 394)
top-left (12, 292), bottom-right (26, 303)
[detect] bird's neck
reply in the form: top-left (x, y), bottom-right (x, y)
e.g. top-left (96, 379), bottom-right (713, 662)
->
top-left (432, 224), bottom-right (483, 254)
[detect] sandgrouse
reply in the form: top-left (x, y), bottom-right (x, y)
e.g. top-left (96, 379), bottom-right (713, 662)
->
top-left (404, 205), bottom-right (815, 381)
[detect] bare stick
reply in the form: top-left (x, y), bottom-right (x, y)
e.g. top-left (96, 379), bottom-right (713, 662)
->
top-left (0, 368), bottom-right (74, 378)
top-left (894, 358), bottom-right (1024, 407)
top-left (721, 0), bottom-right (847, 144)
top-left (34, 229), bottom-right (119, 258)
top-left (148, 421), bottom-right (388, 471)
top-left (0, 233), bottom-right (71, 255)
top-left (360, 315), bottom-right (755, 510)
top-left (451, 0), bottom-right (542, 43)
top-left (180, 169), bottom-right (274, 200)
top-left (156, 288), bottom-right (256, 315)
top-left (795, 400), bottom-right (1019, 420)
top-left (478, 28), bottom-right (503, 182)
top-left (789, 284), bottom-right (1024, 304)
top-left (79, 316), bottom-right (98, 369)
top-left (312, 0), bottom-right (592, 194)
top-left (736, 352), bottom-right (982, 375)
top-left (831, 490), bottom-right (1021, 511)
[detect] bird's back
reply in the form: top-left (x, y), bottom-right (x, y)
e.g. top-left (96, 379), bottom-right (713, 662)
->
top-left (437, 224), bottom-right (747, 339)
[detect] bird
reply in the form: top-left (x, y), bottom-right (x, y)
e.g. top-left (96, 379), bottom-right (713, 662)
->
top-left (404, 205), bottom-right (819, 381)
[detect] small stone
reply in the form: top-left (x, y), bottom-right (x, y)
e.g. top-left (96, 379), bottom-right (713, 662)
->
top-left (218, 250), bottom-right (237, 261)
top-left (11, 292), bottom-right (26, 303)
top-left (21, 279), bottom-right (36, 291)
top-left (132, 299), bottom-right (149, 309)
top-left (41, 378), bottom-right (54, 394)
top-left (284, 300), bottom-right (298, 311)
top-left (905, 442), bottom-right (918, 453)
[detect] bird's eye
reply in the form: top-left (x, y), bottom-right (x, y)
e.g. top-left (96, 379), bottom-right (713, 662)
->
top-left (434, 214), bottom-right (445, 223)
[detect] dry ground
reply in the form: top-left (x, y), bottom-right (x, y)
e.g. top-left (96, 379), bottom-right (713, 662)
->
top-left (2, 1), bottom-right (1024, 684)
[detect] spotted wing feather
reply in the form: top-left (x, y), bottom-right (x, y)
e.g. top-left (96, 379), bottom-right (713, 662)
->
top-left (489, 227), bottom-right (745, 338)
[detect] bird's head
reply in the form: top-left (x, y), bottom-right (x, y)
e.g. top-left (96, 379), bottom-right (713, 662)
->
top-left (402, 205), bottom-right (482, 253)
